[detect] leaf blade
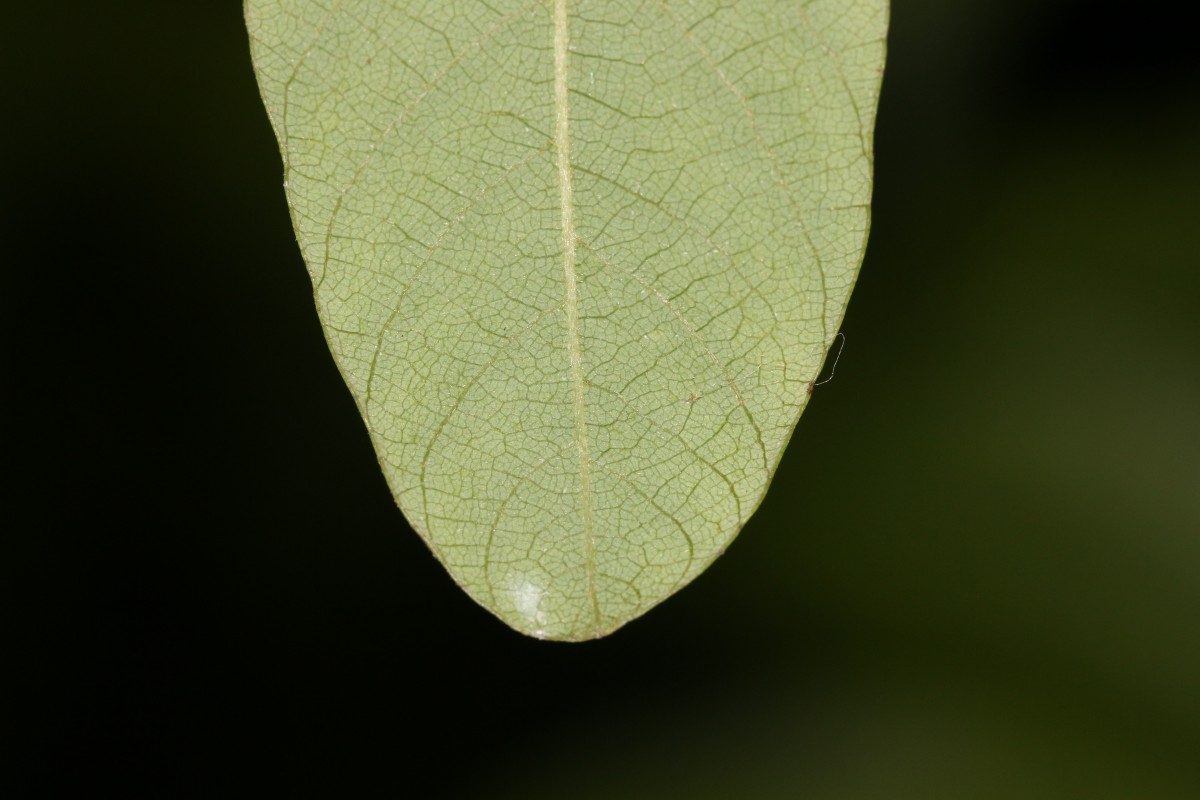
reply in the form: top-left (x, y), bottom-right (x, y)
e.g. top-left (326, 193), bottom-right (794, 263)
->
top-left (246, 0), bottom-right (887, 639)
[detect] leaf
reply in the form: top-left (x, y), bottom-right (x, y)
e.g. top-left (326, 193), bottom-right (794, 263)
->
top-left (245, 0), bottom-right (887, 640)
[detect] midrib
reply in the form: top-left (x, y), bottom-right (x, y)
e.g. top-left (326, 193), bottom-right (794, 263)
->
top-left (553, 0), bottom-right (600, 629)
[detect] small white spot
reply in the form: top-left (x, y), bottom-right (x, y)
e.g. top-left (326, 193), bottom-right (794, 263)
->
top-left (514, 580), bottom-right (549, 630)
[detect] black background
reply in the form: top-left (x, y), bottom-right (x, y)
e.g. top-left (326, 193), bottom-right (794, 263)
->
top-left (8, 1), bottom-right (1199, 796)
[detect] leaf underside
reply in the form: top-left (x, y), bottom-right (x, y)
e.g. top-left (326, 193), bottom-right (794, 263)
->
top-left (246, 0), bottom-right (886, 640)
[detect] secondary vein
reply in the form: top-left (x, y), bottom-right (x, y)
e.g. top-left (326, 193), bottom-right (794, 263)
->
top-left (553, 0), bottom-right (600, 631)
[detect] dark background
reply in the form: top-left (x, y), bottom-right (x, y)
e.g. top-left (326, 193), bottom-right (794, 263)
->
top-left (7, 0), bottom-right (1198, 796)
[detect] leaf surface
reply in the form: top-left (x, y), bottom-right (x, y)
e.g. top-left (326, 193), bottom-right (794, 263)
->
top-left (246, 0), bottom-right (887, 640)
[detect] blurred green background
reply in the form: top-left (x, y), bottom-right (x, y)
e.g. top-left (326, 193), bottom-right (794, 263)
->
top-left (7, 0), bottom-right (1198, 796)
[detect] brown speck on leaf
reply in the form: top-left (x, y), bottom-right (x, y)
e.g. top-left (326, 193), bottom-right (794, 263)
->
top-left (685, 393), bottom-right (698, 404)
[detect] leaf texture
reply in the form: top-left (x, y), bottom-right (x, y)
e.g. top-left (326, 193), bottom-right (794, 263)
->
top-left (246, 0), bottom-right (887, 640)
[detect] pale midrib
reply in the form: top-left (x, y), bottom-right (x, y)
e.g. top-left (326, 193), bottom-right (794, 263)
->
top-left (553, 0), bottom-right (601, 631)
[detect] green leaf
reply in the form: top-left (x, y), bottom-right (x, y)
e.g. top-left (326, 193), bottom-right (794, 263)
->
top-left (245, 0), bottom-right (887, 640)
